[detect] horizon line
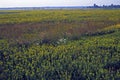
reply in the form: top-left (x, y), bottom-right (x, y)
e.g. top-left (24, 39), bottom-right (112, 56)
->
top-left (0, 4), bottom-right (120, 9)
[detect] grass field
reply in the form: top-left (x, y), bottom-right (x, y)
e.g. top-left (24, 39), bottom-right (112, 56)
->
top-left (0, 9), bottom-right (120, 80)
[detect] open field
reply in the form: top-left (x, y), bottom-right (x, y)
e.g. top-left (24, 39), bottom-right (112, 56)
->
top-left (0, 9), bottom-right (120, 43)
top-left (0, 9), bottom-right (120, 80)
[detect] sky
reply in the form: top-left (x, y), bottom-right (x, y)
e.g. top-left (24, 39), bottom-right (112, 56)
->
top-left (0, 0), bottom-right (120, 8)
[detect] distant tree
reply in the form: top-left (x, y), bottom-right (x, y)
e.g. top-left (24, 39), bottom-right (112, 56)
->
top-left (94, 4), bottom-right (99, 8)
top-left (111, 4), bottom-right (114, 7)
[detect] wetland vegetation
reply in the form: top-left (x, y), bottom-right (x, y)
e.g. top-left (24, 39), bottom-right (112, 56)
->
top-left (0, 9), bottom-right (120, 80)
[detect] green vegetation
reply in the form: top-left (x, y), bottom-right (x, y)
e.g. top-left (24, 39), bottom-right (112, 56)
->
top-left (0, 9), bottom-right (120, 80)
top-left (0, 9), bottom-right (120, 43)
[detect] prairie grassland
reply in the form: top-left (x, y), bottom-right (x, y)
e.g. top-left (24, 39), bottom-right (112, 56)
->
top-left (0, 9), bottom-right (120, 43)
top-left (0, 9), bottom-right (120, 80)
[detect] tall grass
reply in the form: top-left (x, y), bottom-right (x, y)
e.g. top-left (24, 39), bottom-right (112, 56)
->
top-left (0, 9), bottom-right (120, 44)
top-left (0, 9), bottom-right (120, 80)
